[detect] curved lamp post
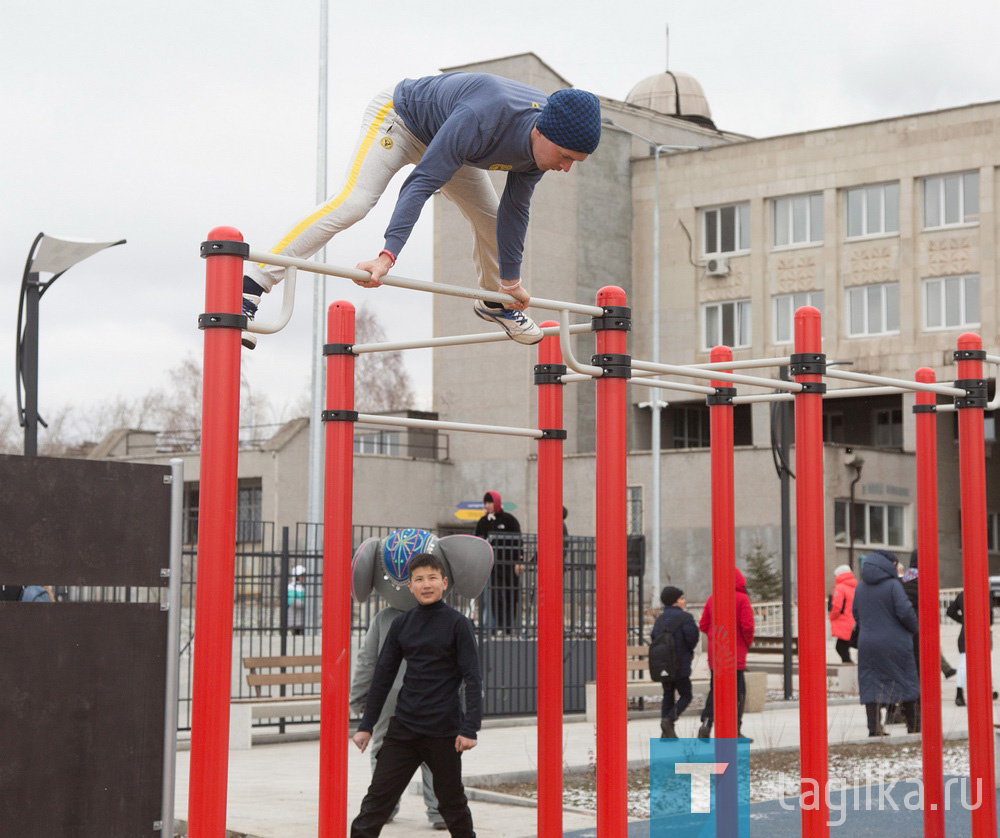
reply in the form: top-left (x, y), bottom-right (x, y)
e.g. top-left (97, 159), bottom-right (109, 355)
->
top-left (17, 232), bottom-right (125, 455)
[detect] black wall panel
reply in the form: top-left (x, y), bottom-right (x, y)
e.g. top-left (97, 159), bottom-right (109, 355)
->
top-left (0, 603), bottom-right (167, 837)
top-left (0, 454), bottom-right (170, 586)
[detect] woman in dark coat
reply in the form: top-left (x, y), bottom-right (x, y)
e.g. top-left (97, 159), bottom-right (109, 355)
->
top-left (852, 549), bottom-right (920, 735)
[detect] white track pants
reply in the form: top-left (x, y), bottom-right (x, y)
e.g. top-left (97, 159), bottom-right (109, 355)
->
top-left (246, 89), bottom-right (502, 294)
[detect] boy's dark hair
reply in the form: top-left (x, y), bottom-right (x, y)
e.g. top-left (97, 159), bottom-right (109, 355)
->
top-left (660, 585), bottom-right (684, 607)
top-left (409, 552), bottom-right (447, 578)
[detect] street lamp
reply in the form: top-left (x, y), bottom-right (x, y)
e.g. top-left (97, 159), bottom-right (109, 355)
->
top-left (17, 232), bottom-right (125, 455)
top-left (601, 117), bottom-right (706, 606)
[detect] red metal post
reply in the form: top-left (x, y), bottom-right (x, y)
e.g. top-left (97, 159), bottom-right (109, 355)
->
top-left (189, 227), bottom-right (246, 837)
top-left (914, 367), bottom-right (945, 837)
top-left (536, 321), bottom-right (565, 837)
top-left (792, 306), bottom-right (829, 836)
top-left (955, 333), bottom-right (997, 837)
top-left (319, 302), bottom-right (356, 838)
top-left (594, 286), bottom-right (629, 838)
top-left (709, 345), bottom-right (738, 740)
top-left (709, 346), bottom-right (738, 836)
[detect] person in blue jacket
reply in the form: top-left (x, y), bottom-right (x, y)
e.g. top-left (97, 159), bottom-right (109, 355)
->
top-left (241, 72), bottom-right (602, 349)
top-left (650, 586), bottom-right (700, 738)
top-left (852, 549), bottom-right (920, 736)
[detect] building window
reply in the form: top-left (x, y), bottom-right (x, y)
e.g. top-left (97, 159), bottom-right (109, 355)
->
top-left (989, 512), bottom-right (1000, 554)
top-left (873, 408), bottom-right (903, 448)
top-left (846, 283), bottom-right (899, 337)
top-left (773, 291), bottom-right (824, 344)
top-left (923, 171), bottom-right (979, 229)
top-left (626, 486), bottom-right (643, 536)
top-left (183, 483), bottom-right (199, 545)
top-left (236, 480), bottom-right (263, 543)
top-left (924, 275), bottom-right (980, 330)
top-left (703, 203), bottom-right (750, 256)
top-left (773, 193), bottom-right (823, 247)
top-left (673, 406), bottom-right (711, 449)
top-left (834, 500), bottom-right (906, 548)
top-left (824, 412), bottom-right (845, 444)
top-left (354, 430), bottom-right (402, 456)
top-left (845, 183), bottom-right (899, 238)
top-left (703, 299), bottom-right (751, 349)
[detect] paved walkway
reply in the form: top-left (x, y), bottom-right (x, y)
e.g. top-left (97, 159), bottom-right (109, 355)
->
top-left (173, 629), bottom-right (996, 836)
top-left (174, 692), bottom-right (986, 837)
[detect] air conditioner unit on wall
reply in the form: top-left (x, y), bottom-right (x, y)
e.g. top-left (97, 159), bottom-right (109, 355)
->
top-left (706, 257), bottom-right (730, 277)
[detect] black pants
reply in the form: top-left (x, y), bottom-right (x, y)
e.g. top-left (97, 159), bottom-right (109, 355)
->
top-left (490, 583), bottom-right (519, 634)
top-left (866, 701), bottom-right (918, 734)
top-left (661, 677), bottom-right (693, 721)
top-left (351, 717), bottom-right (475, 837)
top-left (835, 638), bottom-right (853, 663)
top-left (701, 670), bottom-right (746, 729)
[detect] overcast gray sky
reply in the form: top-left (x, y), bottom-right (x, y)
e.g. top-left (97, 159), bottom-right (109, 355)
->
top-left (3, 0), bottom-right (999, 442)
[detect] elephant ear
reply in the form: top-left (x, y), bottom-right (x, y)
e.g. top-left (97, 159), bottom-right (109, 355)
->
top-left (435, 535), bottom-right (494, 599)
top-left (351, 537), bottom-right (381, 603)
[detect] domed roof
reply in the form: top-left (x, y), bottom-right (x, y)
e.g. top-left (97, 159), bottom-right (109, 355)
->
top-left (625, 71), bottom-right (715, 129)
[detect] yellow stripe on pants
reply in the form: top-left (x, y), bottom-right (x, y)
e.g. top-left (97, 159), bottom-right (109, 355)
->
top-left (264, 99), bottom-right (395, 260)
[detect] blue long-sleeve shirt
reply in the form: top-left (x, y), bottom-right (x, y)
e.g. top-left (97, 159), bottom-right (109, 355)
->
top-left (388, 72), bottom-right (546, 279)
top-left (358, 598), bottom-right (482, 739)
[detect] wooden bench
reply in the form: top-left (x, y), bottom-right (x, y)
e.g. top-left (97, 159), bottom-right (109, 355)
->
top-left (229, 654), bottom-right (323, 749)
top-left (752, 635), bottom-right (798, 654)
top-left (747, 635), bottom-right (855, 689)
top-left (584, 645), bottom-right (766, 722)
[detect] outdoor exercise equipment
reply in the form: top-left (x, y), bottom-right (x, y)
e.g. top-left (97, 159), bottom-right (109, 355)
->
top-left (193, 227), bottom-right (631, 838)
top-left (194, 228), bottom-right (998, 838)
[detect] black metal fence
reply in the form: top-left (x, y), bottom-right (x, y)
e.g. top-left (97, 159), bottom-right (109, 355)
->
top-left (63, 523), bottom-right (645, 730)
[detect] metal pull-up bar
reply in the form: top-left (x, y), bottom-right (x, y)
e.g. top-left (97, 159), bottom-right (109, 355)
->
top-left (353, 412), bottom-right (545, 439)
top-left (245, 248), bottom-right (605, 330)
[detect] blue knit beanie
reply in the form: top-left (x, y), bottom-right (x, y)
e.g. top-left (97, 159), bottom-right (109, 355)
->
top-left (536, 89), bottom-right (602, 154)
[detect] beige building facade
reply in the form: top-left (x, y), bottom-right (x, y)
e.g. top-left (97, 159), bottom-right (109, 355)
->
top-left (431, 54), bottom-right (1000, 597)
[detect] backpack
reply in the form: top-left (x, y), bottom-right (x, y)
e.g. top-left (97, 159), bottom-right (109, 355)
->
top-left (648, 613), bottom-right (688, 684)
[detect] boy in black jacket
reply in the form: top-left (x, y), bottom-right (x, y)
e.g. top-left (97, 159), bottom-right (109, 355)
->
top-left (351, 553), bottom-right (482, 837)
top-left (650, 586), bottom-right (700, 738)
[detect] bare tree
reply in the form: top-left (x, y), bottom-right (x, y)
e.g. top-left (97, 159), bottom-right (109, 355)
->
top-left (353, 307), bottom-right (414, 413)
top-left (10, 309), bottom-right (413, 458)
top-left (0, 395), bottom-right (21, 454)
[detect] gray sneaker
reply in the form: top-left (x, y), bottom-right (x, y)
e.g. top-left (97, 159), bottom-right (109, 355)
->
top-left (472, 301), bottom-right (543, 345)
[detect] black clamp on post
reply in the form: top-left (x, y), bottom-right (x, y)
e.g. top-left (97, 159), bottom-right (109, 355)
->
top-left (321, 410), bottom-right (359, 422)
top-left (534, 363), bottom-right (567, 385)
top-left (954, 379), bottom-right (988, 409)
top-left (200, 240), bottom-right (250, 259)
top-left (323, 343), bottom-right (356, 356)
top-left (705, 387), bottom-right (736, 406)
top-left (912, 404), bottom-right (937, 414)
top-left (198, 313), bottom-right (247, 330)
top-left (591, 306), bottom-right (632, 332)
top-left (789, 352), bottom-right (827, 376)
top-left (591, 353), bottom-right (631, 379)
top-left (539, 428), bottom-right (568, 440)
top-left (796, 381), bottom-right (827, 395)
top-left (954, 349), bottom-right (987, 362)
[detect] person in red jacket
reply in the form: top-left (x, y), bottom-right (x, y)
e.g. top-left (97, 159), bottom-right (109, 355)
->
top-left (829, 564), bottom-right (857, 663)
top-left (697, 567), bottom-right (756, 740)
